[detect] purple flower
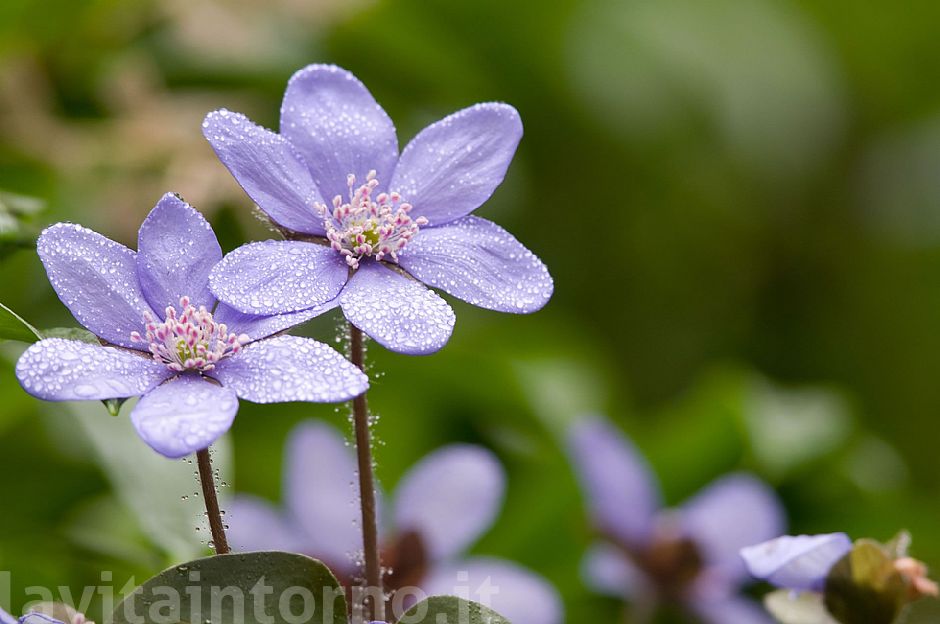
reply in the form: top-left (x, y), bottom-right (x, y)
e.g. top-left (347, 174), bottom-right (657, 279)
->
top-left (203, 64), bottom-right (553, 355)
top-left (227, 421), bottom-right (563, 624)
top-left (740, 533), bottom-right (852, 592)
top-left (16, 193), bottom-right (368, 458)
top-left (566, 416), bottom-right (786, 624)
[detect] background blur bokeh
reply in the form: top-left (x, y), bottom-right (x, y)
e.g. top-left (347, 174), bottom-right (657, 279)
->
top-left (3, 0), bottom-right (940, 621)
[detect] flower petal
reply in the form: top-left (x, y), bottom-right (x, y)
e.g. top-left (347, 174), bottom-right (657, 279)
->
top-left (390, 103), bottom-right (522, 226)
top-left (740, 533), bottom-right (852, 591)
top-left (693, 596), bottom-right (778, 624)
top-left (680, 473), bottom-right (786, 583)
top-left (400, 216), bottom-right (553, 313)
top-left (280, 64), bottom-right (398, 202)
top-left (213, 300), bottom-right (338, 343)
top-left (136, 193), bottom-right (221, 312)
top-left (284, 421), bottom-right (366, 570)
top-left (202, 110), bottom-right (325, 235)
top-left (420, 557), bottom-right (563, 624)
top-left (339, 261), bottom-right (455, 355)
top-left (209, 240), bottom-right (348, 315)
top-left (16, 339), bottom-right (169, 400)
top-left (582, 542), bottom-right (650, 599)
top-left (394, 445), bottom-right (504, 561)
top-left (130, 375), bottom-right (238, 458)
top-left (1, 607), bottom-right (18, 624)
top-left (38, 223), bottom-right (156, 348)
top-left (566, 417), bottom-right (661, 547)
top-left (211, 335), bottom-right (367, 403)
top-left (227, 495), bottom-right (304, 552)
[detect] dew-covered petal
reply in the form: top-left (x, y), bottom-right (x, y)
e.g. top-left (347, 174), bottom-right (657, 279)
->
top-left (227, 495), bottom-right (304, 553)
top-left (566, 417), bottom-right (661, 547)
top-left (420, 557), bottom-right (563, 624)
top-left (284, 421), bottom-right (367, 567)
top-left (400, 216), bottom-right (552, 313)
top-left (209, 240), bottom-right (348, 315)
top-left (693, 596), bottom-right (778, 624)
top-left (280, 64), bottom-right (399, 202)
top-left (203, 109), bottom-right (325, 235)
top-left (19, 615), bottom-right (66, 624)
top-left (136, 193), bottom-right (221, 312)
top-left (582, 542), bottom-right (650, 599)
top-left (339, 261), bottom-right (455, 355)
top-left (211, 335), bottom-right (368, 403)
top-left (16, 338), bottom-right (170, 401)
top-left (38, 223), bottom-right (157, 349)
top-left (680, 473), bottom-right (786, 584)
top-left (394, 445), bottom-right (504, 561)
top-left (390, 103), bottom-right (522, 227)
top-left (130, 375), bottom-right (238, 459)
top-left (213, 300), bottom-right (338, 343)
top-left (740, 533), bottom-right (852, 591)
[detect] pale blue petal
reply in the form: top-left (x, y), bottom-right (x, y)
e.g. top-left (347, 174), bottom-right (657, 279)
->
top-left (227, 496), bottom-right (305, 553)
top-left (213, 300), bottom-right (338, 343)
top-left (400, 216), bottom-right (552, 313)
top-left (390, 103), bottom-right (522, 227)
top-left (130, 375), bottom-right (238, 458)
top-left (16, 339), bottom-right (169, 400)
top-left (136, 193), bottom-right (221, 312)
top-left (740, 533), bottom-right (852, 591)
top-left (339, 261), bottom-right (455, 355)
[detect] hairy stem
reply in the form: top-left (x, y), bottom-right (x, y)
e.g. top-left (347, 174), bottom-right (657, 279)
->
top-left (349, 323), bottom-right (384, 621)
top-left (196, 447), bottom-right (230, 555)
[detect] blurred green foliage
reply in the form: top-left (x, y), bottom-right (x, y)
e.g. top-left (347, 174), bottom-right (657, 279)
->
top-left (2, 0), bottom-right (940, 622)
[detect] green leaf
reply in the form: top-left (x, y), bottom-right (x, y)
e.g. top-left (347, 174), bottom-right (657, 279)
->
top-left (0, 301), bottom-right (42, 342)
top-left (102, 397), bottom-right (128, 416)
top-left (395, 596), bottom-right (511, 624)
top-left (112, 552), bottom-right (347, 624)
top-left (824, 540), bottom-right (908, 624)
top-left (764, 589), bottom-right (840, 624)
top-left (41, 326), bottom-right (100, 344)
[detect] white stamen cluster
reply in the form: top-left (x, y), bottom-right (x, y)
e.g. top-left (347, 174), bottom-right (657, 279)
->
top-left (316, 170), bottom-right (427, 269)
top-left (130, 296), bottom-right (249, 372)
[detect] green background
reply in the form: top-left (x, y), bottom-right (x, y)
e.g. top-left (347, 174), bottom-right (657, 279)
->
top-left (2, 0), bottom-right (940, 621)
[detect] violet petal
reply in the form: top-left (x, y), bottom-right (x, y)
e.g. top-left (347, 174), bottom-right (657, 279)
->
top-left (740, 533), bottom-right (852, 591)
top-left (226, 495), bottom-right (304, 553)
top-left (566, 417), bottom-right (661, 546)
top-left (211, 335), bottom-right (368, 403)
top-left (203, 110), bottom-right (325, 235)
top-left (136, 193), bottom-right (221, 312)
top-left (680, 473), bottom-right (786, 585)
top-left (209, 240), bottom-right (348, 315)
top-left (400, 216), bottom-right (553, 313)
top-left (390, 103), bottom-right (522, 227)
top-left (420, 557), bottom-right (563, 624)
top-left (284, 421), bottom-right (370, 567)
top-left (16, 339), bottom-right (169, 401)
top-left (280, 64), bottom-right (398, 201)
top-left (130, 375), bottom-right (238, 458)
top-left (213, 300), bottom-right (338, 343)
top-left (38, 223), bottom-right (157, 349)
top-left (339, 261), bottom-right (455, 355)
top-left (394, 445), bottom-right (504, 561)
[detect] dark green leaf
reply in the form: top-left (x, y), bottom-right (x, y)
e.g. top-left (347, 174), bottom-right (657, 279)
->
top-left (825, 540), bottom-right (908, 624)
top-left (0, 301), bottom-right (42, 342)
top-left (395, 596), bottom-right (511, 624)
top-left (112, 551), bottom-right (347, 624)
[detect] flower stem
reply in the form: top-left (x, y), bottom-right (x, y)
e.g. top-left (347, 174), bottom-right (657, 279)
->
top-left (196, 447), bottom-right (230, 555)
top-left (348, 323), bottom-right (384, 622)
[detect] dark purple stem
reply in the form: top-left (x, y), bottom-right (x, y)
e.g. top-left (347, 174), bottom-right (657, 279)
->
top-left (196, 447), bottom-right (230, 555)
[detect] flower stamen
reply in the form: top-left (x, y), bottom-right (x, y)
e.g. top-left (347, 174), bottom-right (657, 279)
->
top-left (130, 296), bottom-right (249, 372)
top-left (315, 170), bottom-right (427, 269)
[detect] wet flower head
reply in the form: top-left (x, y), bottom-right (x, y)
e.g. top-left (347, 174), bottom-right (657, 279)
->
top-left (318, 170), bottom-right (427, 269)
top-left (130, 296), bottom-right (249, 372)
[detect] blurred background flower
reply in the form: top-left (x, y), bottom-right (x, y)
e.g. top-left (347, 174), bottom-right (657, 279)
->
top-left (3, 0), bottom-right (940, 622)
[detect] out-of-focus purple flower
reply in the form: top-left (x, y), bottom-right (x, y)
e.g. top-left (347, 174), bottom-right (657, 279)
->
top-left (16, 194), bottom-right (368, 458)
top-left (203, 64), bottom-right (553, 355)
top-left (227, 421), bottom-right (563, 624)
top-left (741, 533), bottom-right (852, 592)
top-left (1, 606), bottom-right (89, 624)
top-left (566, 416), bottom-right (786, 624)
